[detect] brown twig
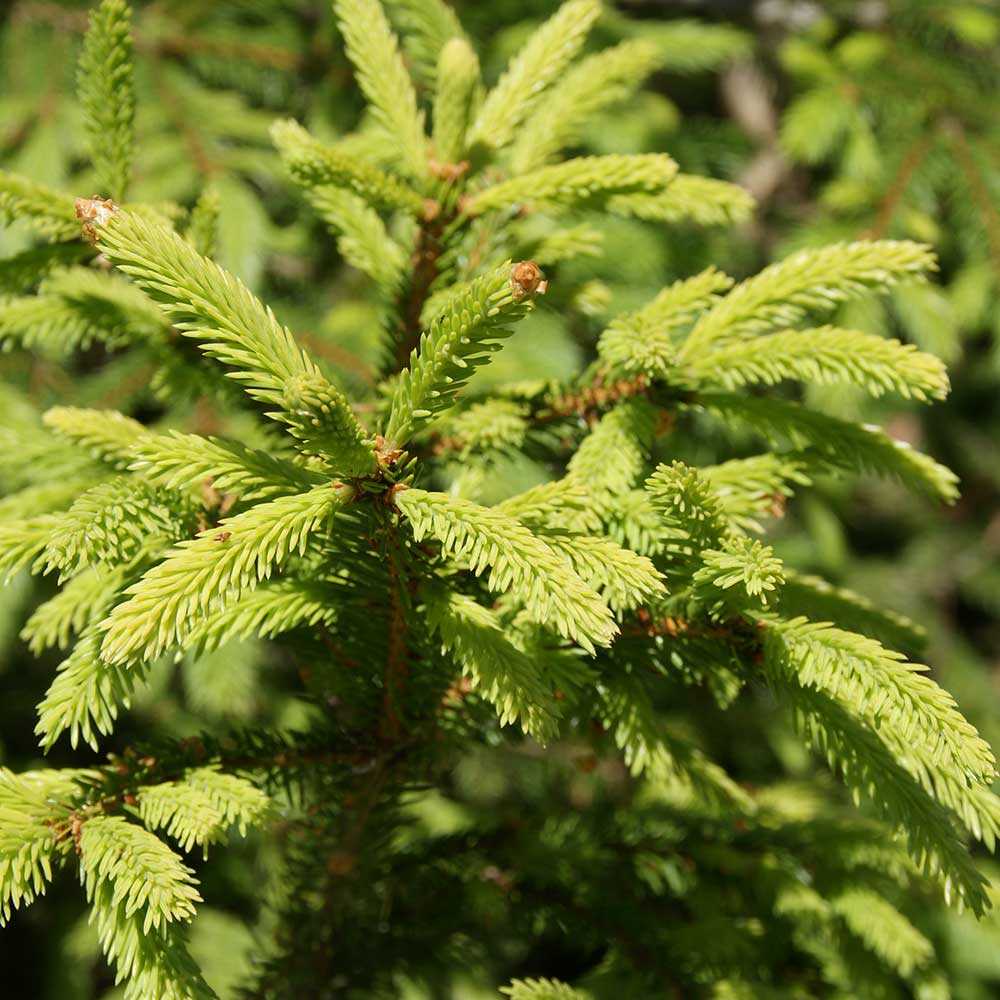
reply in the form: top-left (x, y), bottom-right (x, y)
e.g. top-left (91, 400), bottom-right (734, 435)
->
top-left (10, 1), bottom-right (88, 31)
top-left (91, 361), bottom-right (155, 411)
top-left (379, 529), bottom-right (411, 740)
top-left (943, 120), bottom-right (1000, 280)
top-left (624, 611), bottom-right (739, 641)
top-left (149, 60), bottom-right (218, 177)
top-left (48, 740), bottom-right (378, 851)
top-left (862, 133), bottom-right (934, 240)
top-left (151, 33), bottom-right (301, 71)
top-left (12, 1), bottom-right (301, 70)
top-left (390, 214), bottom-right (447, 371)
top-left (297, 331), bottom-right (376, 386)
top-left (543, 372), bottom-right (652, 422)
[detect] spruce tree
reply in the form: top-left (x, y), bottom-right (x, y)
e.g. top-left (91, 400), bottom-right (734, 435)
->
top-left (0, 1), bottom-right (997, 997)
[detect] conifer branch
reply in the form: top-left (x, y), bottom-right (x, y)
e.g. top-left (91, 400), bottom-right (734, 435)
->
top-left (598, 267), bottom-right (735, 375)
top-left (396, 488), bottom-right (617, 653)
top-left (495, 479), bottom-right (601, 534)
top-left (769, 675), bottom-right (990, 914)
top-left (693, 536), bottom-right (785, 612)
top-left (384, 0), bottom-right (469, 87)
top-left (0, 171), bottom-right (80, 240)
top-left (832, 888), bottom-right (934, 980)
top-left (333, 0), bottom-right (428, 180)
top-left (82, 819), bottom-right (216, 999)
top-left (387, 209), bottom-right (450, 373)
top-left (599, 673), bottom-right (753, 811)
top-left (137, 767), bottom-right (270, 855)
top-left (434, 399), bottom-right (529, 458)
top-left (645, 461), bottom-right (727, 556)
top-left (509, 39), bottom-right (663, 174)
top-left (470, 0), bottom-right (602, 151)
top-left (128, 430), bottom-right (321, 500)
top-left (42, 478), bottom-right (195, 579)
top-left (690, 326), bottom-right (950, 400)
top-left (379, 522), bottom-right (413, 740)
top-left (692, 393), bottom-right (959, 502)
top-left (37, 626), bottom-right (149, 750)
top-left (304, 185), bottom-right (408, 292)
top-left (502, 978), bottom-right (590, 1000)
top-left (184, 187), bottom-right (220, 258)
top-left (384, 261), bottom-right (536, 446)
top-left (90, 208), bottom-right (312, 396)
top-left (777, 572), bottom-right (925, 652)
top-left (43, 406), bottom-right (148, 467)
top-left (568, 399), bottom-right (658, 497)
top-left (1, 502), bottom-right (73, 573)
top-left (0, 2), bottom-right (992, 990)
top-left (0, 769), bottom-right (78, 924)
top-left (0, 268), bottom-right (162, 355)
top-left (79, 815), bottom-right (201, 932)
top-left (464, 154), bottom-right (678, 217)
top-left (181, 579), bottom-right (340, 659)
top-left (91, 209), bottom-right (377, 475)
top-left (539, 533), bottom-right (665, 614)
top-left (766, 616), bottom-right (997, 791)
top-left (77, 0), bottom-right (135, 202)
top-left (101, 483), bottom-right (354, 664)
top-left (701, 454), bottom-right (810, 532)
top-left (680, 241), bottom-right (936, 359)
top-left (272, 119), bottom-right (426, 217)
top-left (0, 243), bottom-right (88, 294)
top-left (432, 38), bottom-right (481, 165)
top-left (424, 588), bottom-right (563, 742)
top-left (22, 563), bottom-right (131, 655)
top-left (608, 174), bottom-right (755, 225)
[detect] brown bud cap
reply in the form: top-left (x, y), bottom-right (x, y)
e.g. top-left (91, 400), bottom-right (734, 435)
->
top-left (510, 260), bottom-right (548, 300)
top-left (76, 196), bottom-right (118, 244)
top-left (429, 159), bottom-right (470, 182)
top-left (374, 435), bottom-right (404, 469)
top-left (385, 482), bottom-right (409, 506)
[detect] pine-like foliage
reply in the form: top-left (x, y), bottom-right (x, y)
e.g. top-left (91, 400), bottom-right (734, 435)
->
top-left (76, 0), bottom-right (134, 202)
top-left (0, 1), bottom-right (996, 997)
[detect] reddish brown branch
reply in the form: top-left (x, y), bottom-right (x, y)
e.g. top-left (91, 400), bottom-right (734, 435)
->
top-left (862, 133), bottom-right (934, 240)
top-left (944, 120), bottom-right (1000, 281)
top-left (150, 33), bottom-right (301, 71)
top-left (150, 61), bottom-right (218, 178)
top-left (12, 2), bottom-right (301, 69)
top-left (625, 611), bottom-right (736, 641)
top-left (391, 215), bottom-right (446, 371)
top-left (297, 331), bottom-right (377, 386)
top-left (49, 740), bottom-right (378, 850)
top-left (543, 373), bottom-right (652, 422)
top-left (379, 530), bottom-right (411, 740)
